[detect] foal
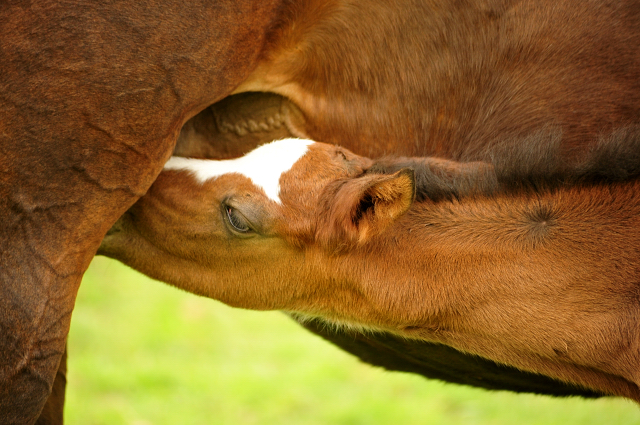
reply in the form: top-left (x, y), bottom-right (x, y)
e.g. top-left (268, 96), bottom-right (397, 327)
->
top-left (99, 138), bottom-right (640, 402)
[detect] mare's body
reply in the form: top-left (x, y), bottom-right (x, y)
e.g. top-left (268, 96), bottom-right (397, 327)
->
top-left (3, 1), bottom-right (640, 422)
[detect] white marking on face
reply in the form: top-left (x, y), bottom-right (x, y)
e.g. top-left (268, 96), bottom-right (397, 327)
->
top-left (163, 138), bottom-right (315, 203)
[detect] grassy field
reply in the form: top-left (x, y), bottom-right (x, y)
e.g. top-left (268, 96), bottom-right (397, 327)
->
top-left (66, 257), bottom-right (640, 424)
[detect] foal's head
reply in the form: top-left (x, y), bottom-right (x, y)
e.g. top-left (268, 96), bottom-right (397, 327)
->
top-left (99, 138), bottom-right (415, 309)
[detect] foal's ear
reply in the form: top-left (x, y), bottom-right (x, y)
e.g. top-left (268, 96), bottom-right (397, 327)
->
top-left (318, 168), bottom-right (415, 251)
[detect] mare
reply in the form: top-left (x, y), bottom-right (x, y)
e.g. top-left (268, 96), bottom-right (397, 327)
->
top-left (2, 0), bottom-right (640, 422)
top-left (99, 137), bottom-right (640, 402)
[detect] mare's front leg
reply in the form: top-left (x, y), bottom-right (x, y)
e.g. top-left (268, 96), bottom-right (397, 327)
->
top-left (0, 1), bottom-right (282, 422)
top-left (34, 347), bottom-right (67, 425)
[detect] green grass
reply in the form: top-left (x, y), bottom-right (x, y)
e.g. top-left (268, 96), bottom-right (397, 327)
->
top-left (66, 257), bottom-right (640, 424)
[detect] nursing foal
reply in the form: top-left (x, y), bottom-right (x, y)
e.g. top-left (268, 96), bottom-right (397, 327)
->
top-left (99, 138), bottom-right (640, 402)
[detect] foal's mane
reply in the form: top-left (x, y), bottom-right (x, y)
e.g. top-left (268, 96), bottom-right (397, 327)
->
top-left (369, 126), bottom-right (640, 202)
top-left (479, 126), bottom-right (640, 188)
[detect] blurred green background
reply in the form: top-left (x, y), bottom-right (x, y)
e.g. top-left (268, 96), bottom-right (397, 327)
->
top-left (66, 257), bottom-right (640, 424)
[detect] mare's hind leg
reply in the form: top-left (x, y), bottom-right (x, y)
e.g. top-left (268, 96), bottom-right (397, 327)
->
top-left (174, 92), bottom-right (308, 159)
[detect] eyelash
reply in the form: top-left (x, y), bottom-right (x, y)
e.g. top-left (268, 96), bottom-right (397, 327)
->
top-left (225, 205), bottom-right (252, 233)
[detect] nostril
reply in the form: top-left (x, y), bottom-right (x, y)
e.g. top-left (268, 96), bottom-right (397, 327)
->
top-left (105, 209), bottom-right (137, 237)
top-left (99, 219), bottom-right (127, 257)
top-left (105, 219), bottom-right (124, 236)
top-left (105, 227), bottom-right (120, 236)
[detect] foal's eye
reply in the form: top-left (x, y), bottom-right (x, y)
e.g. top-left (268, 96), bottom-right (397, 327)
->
top-left (224, 205), bottom-right (252, 233)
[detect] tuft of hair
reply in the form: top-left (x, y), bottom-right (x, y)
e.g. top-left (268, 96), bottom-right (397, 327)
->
top-left (287, 312), bottom-right (386, 337)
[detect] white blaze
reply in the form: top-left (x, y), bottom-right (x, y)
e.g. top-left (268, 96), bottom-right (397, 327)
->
top-left (163, 138), bottom-right (315, 203)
